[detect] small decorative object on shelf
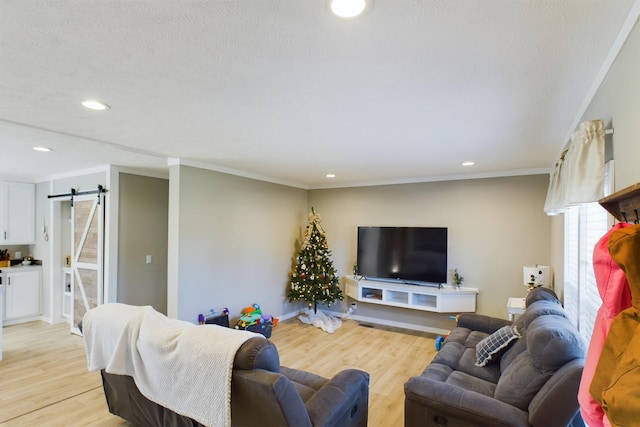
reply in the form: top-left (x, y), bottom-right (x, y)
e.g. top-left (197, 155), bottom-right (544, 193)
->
top-left (526, 274), bottom-right (542, 292)
top-left (452, 269), bottom-right (464, 289)
top-left (523, 265), bottom-right (551, 292)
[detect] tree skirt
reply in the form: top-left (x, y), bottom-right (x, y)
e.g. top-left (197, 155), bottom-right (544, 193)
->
top-left (298, 309), bottom-right (342, 334)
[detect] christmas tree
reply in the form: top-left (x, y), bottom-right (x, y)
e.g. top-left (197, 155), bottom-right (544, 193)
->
top-left (288, 208), bottom-right (343, 314)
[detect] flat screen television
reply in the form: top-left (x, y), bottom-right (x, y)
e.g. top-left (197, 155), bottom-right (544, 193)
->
top-left (356, 226), bottom-right (448, 287)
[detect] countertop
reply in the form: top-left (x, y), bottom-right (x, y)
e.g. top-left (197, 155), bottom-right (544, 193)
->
top-left (0, 264), bottom-right (43, 272)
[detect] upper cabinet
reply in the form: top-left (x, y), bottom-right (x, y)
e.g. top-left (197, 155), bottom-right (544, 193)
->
top-left (1, 181), bottom-right (36, 244)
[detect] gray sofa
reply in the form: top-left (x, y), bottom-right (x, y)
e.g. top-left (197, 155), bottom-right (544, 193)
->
top-left (404, 288), bottom-right (586, 427)
top-left (97, 334), bottom-right (370, 427)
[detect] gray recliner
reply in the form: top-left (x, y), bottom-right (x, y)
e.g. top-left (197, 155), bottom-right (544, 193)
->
top-left (96, 334), bottom-right (369, 427)
top-left (404, 288), bottom-right (586, 427)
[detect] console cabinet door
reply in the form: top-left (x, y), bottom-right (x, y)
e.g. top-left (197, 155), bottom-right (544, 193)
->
top-left (5, 270), bottom-right (41, 320)
top-left (1, 181), bottom-right (36, 244)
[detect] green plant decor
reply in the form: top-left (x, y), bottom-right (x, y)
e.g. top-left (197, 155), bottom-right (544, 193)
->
top-left (452, 269), bottom-right (464, 288)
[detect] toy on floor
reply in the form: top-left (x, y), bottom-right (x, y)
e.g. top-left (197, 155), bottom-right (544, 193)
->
top-left (234, 304), bottom-right (278, 338)
top-left (198, 307), bottom-right (230, 327)
top-left (435, 314), bottom-right (459, 351)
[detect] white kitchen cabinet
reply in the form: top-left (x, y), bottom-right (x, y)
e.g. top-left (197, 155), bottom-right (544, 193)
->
top-left (4, 268), bottom-right (41, 321)
top-left (1, 181), bottom-right (36, 244)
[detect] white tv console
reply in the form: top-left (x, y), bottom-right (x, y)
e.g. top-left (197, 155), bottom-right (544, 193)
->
top-left (344, 276), bottom-right (478, 313)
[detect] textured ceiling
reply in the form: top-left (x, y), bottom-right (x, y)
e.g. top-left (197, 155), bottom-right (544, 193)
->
top-left (0, 0), bottom-right (637, 188)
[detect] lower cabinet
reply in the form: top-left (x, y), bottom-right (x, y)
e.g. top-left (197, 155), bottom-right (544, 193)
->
top-left (345, 276), bottom-right (478, 313)
top-left (5, 269), bottom-right (41, 321)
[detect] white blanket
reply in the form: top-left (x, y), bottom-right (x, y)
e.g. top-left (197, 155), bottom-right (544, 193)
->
top-left (83, 303), bottom-right (261, 427)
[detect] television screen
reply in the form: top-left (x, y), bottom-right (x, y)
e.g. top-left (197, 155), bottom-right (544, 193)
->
top-left (357, 226), bottom-right (448, 286)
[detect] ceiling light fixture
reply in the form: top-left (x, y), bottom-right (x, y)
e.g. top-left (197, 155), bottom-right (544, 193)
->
top-left (32, 146), bottom-right (52, 152)
top-left (326, 174), bottom-right (336, 178)
top-left (462, 161), bottom-right (476, 166)
top-left (330, 0), bottom-right (367, 18)
top-left (81, 100), bottom-right (110, 110)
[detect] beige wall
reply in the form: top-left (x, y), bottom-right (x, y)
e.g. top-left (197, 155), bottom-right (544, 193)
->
top-left (167, 165), bottom-right (309, 322)
top-left (551, 16), bottom-right (640, 298)
top-left (117, 173), bottom-right (169, 313)
top-left (309, 174), bottom-right (552, 327)
top-left (581, 17), bottom-right (640, 192)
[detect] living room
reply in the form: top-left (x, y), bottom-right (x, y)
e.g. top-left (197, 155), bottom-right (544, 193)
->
top-left (2, 1), bottom-right (640, 426)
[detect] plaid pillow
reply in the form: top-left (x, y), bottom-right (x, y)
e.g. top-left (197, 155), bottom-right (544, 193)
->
top-left (475, 325), bottom-right (521, 367)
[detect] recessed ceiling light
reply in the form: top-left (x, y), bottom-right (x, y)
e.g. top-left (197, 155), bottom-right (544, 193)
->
top-left (462, 161), bottom-right (475, 166)
top-left (33, 146), bottom-right (52, 152)
top-left (81, 100), bottom-right (110, 110)
top-left (326, 174), bottom-right (336, 178)
top-left (330, 0), bottom-right (367, 18)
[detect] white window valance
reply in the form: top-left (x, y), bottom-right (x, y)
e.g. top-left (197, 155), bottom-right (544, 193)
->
top-left (544, 119), bottom-right (605, 215)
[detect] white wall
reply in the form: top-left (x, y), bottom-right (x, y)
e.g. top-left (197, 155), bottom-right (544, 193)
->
top-left (168, 165), bottom-right (308, 323)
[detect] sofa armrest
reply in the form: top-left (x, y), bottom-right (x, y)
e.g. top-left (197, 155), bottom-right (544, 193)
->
top-left (528, 359), bottom-right (584, 427)
top-left (404, 376), bottom-right (529, 427)
top-left (305, 369), bottom-right (370, 427)
top-left (457, 313), bottom-right (512, 334)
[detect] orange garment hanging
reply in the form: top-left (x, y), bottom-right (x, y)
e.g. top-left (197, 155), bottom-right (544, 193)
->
top-left (590, 223), bottom-right (640, 425)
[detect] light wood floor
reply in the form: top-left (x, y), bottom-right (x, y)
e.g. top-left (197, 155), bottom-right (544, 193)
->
top-left (0, 317), bottom-right (437, 426)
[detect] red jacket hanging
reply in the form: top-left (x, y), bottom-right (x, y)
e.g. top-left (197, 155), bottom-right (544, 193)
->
top-left (578, 222), bottom-right (632, 426)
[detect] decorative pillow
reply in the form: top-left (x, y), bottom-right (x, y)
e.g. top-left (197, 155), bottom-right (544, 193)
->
top-left (475, 325), bottom-right (521, 367)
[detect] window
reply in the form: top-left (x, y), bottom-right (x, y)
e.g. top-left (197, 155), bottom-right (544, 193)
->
top-left (563, 161), bottom-right (613, 342)
top-left (563, 203), bottom-right (609, 342)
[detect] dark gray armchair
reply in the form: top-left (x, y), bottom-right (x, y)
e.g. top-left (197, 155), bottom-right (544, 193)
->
top-left (95, 334), bottom-right (369, 427)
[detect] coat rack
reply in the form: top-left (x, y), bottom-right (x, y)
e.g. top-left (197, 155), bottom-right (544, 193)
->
top-left (599, 182), bottom-right (640, 223)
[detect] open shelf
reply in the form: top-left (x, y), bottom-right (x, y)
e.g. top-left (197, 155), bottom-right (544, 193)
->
top-left (599, 182), bottom-right (640, 223)
top-left (345, 276), bottom-right (478, 313)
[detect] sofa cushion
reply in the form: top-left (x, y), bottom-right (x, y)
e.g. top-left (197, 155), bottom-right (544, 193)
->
top-left (421, 362), bottom-right (454, 382)
top-left (445, 371), bottom-right (497, 397)
top-left (431, 341), bottom-right (465, 370)
top-left (494, 352), bottom-right (551, 410)
top-left (441, 327), bottom-right (473, 347)
top-left (525, 287), bottom-right (561, 306)
top-left (526, 315), bottom-right (585, 372)
top-left (457, 347), bottom-right (502, 383)
top-left (475, 325), bottom-right (521, 367)
top-left (516, 300), bottom-right (567, 331)
top-left (500, 335), bottom-right (528, 373)
top-left (494, 315), bottom-right (586, 411)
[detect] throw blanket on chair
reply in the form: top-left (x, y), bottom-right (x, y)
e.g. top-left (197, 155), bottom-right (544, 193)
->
top-left (83, 303), bottom-right (260, 427)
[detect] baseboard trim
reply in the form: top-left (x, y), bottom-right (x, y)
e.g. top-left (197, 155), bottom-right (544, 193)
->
top-left (278, 311), bottom-right (301, 322)
top-left (346, 314), bottom-right (450, 336)
top-left (278, 309), bottom-right (449, 336)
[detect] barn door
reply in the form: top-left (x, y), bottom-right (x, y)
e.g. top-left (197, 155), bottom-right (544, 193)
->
top-left (71, 194), bottom-right (104, 334)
